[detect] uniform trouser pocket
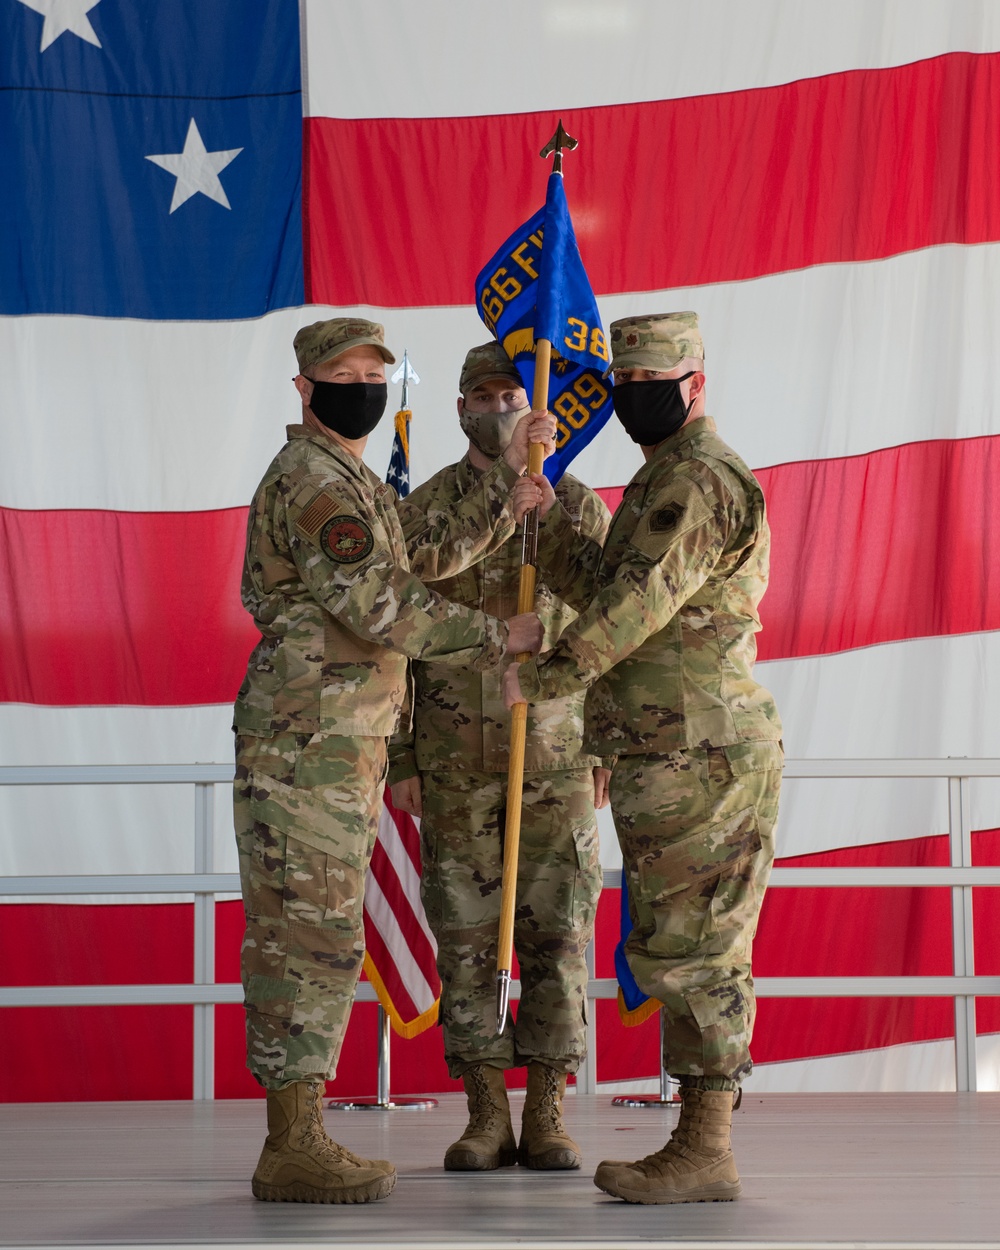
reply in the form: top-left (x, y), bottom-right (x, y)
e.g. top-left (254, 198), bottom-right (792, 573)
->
top-left (634, 804), bottom-right (762, 962)
top-left (612, 745), bottom-right (781, 1081)
top-left (234, 733), bottom-right (386, 1087)
top-left (418, 768), bottom-right (601, 1076)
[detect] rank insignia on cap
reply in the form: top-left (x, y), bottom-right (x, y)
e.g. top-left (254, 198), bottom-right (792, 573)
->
top-left (650, 506), bottom-right (680, 532)
top-left (320, 516), bottom-right (375, 563)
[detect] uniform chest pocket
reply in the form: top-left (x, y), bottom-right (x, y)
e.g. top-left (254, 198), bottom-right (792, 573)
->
top-left (435, 567), bottom-right (481, 610)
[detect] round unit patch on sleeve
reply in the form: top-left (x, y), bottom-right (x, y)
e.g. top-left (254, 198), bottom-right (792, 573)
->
top-left (320, 515), bottom-right (375, 563)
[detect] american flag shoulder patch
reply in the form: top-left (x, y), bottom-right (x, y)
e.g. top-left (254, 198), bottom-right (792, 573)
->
top-left (294, 490), bottom-right (342, 541)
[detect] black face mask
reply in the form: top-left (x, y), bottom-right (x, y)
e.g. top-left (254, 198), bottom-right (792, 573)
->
top-left (612, 373), bottom-right (695, 446)
top-left (307, 380), bottom-right (387, 439)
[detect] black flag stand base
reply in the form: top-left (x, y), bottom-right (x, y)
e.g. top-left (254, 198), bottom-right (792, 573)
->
top-left (328, 1006), bottom-right (437, 1111)
top-left (612, 1010), bottom-right (682, 1107)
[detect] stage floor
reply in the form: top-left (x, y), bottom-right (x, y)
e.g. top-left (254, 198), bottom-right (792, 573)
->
top-left (2, 1092), bottom-right (998, 1250)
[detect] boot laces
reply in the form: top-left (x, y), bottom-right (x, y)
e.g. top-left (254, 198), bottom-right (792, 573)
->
top-left (466, 1068), bottom-right (505, 1135)
top-left (534, 1073), bottom-right (564, 1133)
top-left (298, 1089), bottom-right (361, 1167)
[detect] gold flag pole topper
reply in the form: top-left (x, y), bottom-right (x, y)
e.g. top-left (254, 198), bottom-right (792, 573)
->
top-left (495, 121), bottom-right (579, 1035)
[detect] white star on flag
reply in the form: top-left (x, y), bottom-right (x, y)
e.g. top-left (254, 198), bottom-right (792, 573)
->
top-left (146, 119), bottom-right (243, 215)
top-left (18, 0), bottom-right (102, 53)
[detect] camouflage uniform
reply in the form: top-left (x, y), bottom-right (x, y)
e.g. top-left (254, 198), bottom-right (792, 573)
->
top-left (391, 457), bottom-right (610, 1076)
top-left (519, 313), bottom-right (782, 1086)
top-left (235, 370), bottom-right (522, 1088)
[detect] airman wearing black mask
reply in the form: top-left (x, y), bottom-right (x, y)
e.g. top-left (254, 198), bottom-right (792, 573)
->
top-left (503, 312), bottom-right (782, 1205)
top-left (234, 318), bottom-right (557, 1206)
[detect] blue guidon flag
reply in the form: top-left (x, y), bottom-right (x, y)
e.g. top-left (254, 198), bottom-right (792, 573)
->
top-left (615, 881), bottom-right (661, 1026)
top-left (475, 171), bottom-right (614, 485)
top-left (478, 171), bottom-right (654, 1025)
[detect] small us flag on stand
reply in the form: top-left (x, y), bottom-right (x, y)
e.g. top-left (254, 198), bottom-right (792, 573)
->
top-left (360, 352), bottom-right (440, 1038)
top-left (385, 351), bottom-right (418, 497)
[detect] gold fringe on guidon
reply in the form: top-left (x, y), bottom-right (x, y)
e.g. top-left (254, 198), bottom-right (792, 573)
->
top-left (617, 989), bottom-right (662, 1028)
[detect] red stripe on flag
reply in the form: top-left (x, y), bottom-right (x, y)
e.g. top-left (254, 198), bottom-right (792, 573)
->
top-left (0, 506), bottom-right (257, 705)
top-left (4, 435), bottom-right (999, 704)
top-left (386, 795), bottom-right (423, 879)
top-left (305, 52), bottom-right (1000, 307)
top-left (3, 823), bottom-right (999, 1101)
top-left (756, 435), bottom-right (1000, 659)
top-left (363, 917), bottom-right (420, 1024)
top-left (598, 432), bottom-right (1000, 662)
top-left (362, 796), bottom-right (439, 1033)
top-left (367, 839), bottom-right (438, 988)
top-left (593, 828), bottom-right (1000, 1085)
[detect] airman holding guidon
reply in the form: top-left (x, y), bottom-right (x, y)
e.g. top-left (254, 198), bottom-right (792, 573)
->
top-left (504, 312), bottom-right (782, 1204)
top-left (391, 341), bottom-right (611, 1174)
top-left (233, 317), bottom-right (555, 1205)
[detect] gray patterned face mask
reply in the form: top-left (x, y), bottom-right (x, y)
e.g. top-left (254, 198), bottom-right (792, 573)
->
top-left (459, 404), bottom-right (530, 459)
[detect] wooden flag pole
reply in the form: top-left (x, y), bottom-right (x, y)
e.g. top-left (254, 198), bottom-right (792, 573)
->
top-left (495, 340), bottom-right (550, 1033)
top-left (495, 122), bottom-right (578, 1035)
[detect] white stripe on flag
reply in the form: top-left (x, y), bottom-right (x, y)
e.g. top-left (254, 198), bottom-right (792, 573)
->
top-left (8, 244), bottom-right (1000, 510)
top-left (2, 628), bottom-right (999, 885)
top-left (375, 803), bottom-right (437, 954)
top-left (362, 872), bottom-right (438, 1016)
top-left (304, 0), bottom-right (1000, 118)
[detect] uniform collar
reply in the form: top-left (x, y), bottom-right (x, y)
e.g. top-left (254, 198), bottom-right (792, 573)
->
top-left (647, 414), bottom-right (717, 467)
top-left (455, 451), bottom-right (485, 493)
top-left (285, 423), bottom-right (382, 489)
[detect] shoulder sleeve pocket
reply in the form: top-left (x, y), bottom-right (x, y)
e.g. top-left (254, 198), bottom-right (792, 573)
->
top-left (628, 477), bottom-right (716, 561)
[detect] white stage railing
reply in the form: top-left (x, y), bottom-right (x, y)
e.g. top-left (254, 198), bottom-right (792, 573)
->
top-left (2, 760), bottom-right (999, 1098)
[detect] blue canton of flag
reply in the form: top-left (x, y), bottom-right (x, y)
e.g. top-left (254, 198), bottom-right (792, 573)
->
top-left (475, 172), bottom-right (613, 485)
top-left (386, 415), bottom-right (410, 498)
top-left (2, 0), bottom-right (303, 318)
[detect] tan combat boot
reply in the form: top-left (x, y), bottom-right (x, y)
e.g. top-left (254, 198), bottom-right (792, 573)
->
top-left (251, 1081), bottom-right (396, 1203)
top-left (518, 1063), bottom-right (582, 1170)
top-left (593, 1086), bottom-right (741, 1203)
top-left (444, 1065), bottom-right (517, 1170)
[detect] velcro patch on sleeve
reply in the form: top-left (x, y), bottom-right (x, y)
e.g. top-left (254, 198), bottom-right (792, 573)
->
top-left (319, 515), bottom-right (375, 564)
top-left (629, 478), bottom-right (716, 561)
top-left (294, 490), bottom-right (342, 541)
top-left (564, 502), bottom-right (583, 528)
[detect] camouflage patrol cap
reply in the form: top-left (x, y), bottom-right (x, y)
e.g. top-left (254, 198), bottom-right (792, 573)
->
top-left (293, 318), bottom-right (396, 373)
top-left (606, 311), bottom-right (704, 377)
top-left (459, 341), bottom-right (524, 394)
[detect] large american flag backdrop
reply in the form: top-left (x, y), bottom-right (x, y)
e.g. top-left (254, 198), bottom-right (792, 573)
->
top-left (1, 0), bottom-right (998, 1100)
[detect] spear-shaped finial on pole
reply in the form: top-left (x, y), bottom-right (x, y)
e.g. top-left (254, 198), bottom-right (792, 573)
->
top-left (539, 119), bottom-right (578, 175)
top-left (387, 352), bottom-right (419, 496)
top-left (391, 349), bottom-right (420, 412)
